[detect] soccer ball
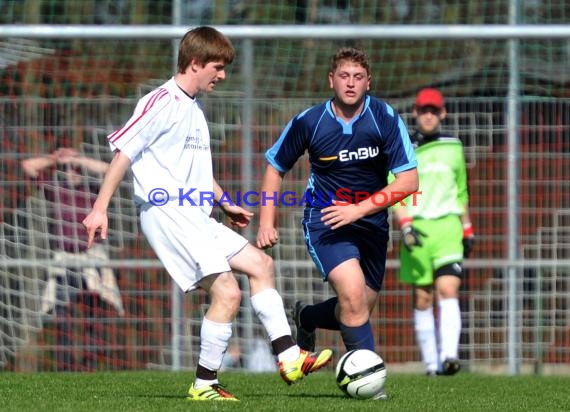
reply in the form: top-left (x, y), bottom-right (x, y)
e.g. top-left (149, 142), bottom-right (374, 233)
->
top-left (335, 349), bottom-right (387, 399)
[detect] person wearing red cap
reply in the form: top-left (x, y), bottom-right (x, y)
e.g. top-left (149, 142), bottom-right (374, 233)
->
top-left (391, 88), bottom-right (474, 376)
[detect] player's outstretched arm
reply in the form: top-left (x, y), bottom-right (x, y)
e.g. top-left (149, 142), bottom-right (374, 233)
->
top-left (83, 150), bottom-right (131, 248)
top-left (256, 164), bottom-right (284, 249)
top-left (59, 150), bottom-right (109, 175)
top-left (21, 153), bottom-right (57, 178)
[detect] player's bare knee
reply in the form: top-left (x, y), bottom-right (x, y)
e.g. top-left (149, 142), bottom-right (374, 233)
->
top-left (252, 250), bottom-right (275, 279)
top-left (339, 311), bottom-right (369, 326)
top-left (339, 297), bottom-right (368, 323)
top-left (414, 290), bottom-right (433, 311)
top-left (215, 284), bottom-right (241, 313)
top-left (262, 250), bottom-right (274, 270)
top-left (414, 301), bottom-right (432, 311)
top-left (226, 287), bottom-right (242, 312)
top-left (414, 294), bottom-right (433, 310)
top-left (207, 272), bottom-right (241, 309)
top-left (435, 272), bottom-right (461, 299)
top-left (437, 284), bottom-right (459, 300)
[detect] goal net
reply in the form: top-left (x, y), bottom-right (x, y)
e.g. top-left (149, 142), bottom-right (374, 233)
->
top-left (1, 1), bottom-right (569, 373)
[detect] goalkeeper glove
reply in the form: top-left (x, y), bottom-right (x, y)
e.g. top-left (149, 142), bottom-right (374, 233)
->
top-left (462, 222), bottom-right (475, 258)
top-left (399, 217), bottom-right (427, 251)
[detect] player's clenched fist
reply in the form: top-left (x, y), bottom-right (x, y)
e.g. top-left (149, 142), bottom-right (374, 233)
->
top-left (256, 226), bottom-right (279, 249)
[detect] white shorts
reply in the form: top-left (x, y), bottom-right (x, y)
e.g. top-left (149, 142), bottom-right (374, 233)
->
top-left (140, 203), bottom-right (248, 292)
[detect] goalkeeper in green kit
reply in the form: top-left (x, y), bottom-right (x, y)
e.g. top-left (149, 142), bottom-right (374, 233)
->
top-left (391, 88), bottom-right (474, 376)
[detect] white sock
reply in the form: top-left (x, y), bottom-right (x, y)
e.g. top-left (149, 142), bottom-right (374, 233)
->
top-left (198, 317), bottom-right (232, 373)
top-left (194, 378), bottom-right (217, 389)
top-left (438, 298), bottom-right (461, 361)
top-left (251, 288), bottom-right (293, 341)
top-left (414, 308), bottom-right (438, 372)
top-left (250, 288), bottom-right (299, 362)
top-left (277, 346), bottom-right (300, 363)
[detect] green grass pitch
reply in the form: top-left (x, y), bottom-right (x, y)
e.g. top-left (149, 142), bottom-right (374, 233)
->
top-left (1, 370), bottom-right (569, 412)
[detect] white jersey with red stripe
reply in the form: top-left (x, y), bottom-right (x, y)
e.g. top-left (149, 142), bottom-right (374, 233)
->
top-left (108, 77), bottom-right (214, 216)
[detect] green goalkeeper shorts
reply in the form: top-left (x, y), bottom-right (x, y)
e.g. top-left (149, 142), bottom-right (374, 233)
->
top-left (399, 214), bottom-right (464, 286)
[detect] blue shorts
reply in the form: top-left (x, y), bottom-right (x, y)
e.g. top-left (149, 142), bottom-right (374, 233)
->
top-left (302, 209), bottom-right (388, 292)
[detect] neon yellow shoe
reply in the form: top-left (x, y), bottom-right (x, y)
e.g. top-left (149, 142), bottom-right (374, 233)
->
top-left (279, 348), bottom-right (333, 385)
top-left (187, 383), bottom-right (239, 401)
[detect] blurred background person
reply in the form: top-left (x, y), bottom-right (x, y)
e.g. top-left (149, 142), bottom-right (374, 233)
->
top-left (22, 147), bottom-right (124, 370)
top-left (391, 88), bottom-right (474, 376)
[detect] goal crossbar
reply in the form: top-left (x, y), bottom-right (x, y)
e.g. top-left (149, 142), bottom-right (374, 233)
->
top-left (1, 24), bottom-right (570, 40)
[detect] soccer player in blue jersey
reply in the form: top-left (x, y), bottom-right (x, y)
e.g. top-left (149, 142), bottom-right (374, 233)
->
top-left (256, 47), bottom-right (419, 371)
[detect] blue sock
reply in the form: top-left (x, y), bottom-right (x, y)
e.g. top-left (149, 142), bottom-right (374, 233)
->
top-left (339, 321), bottom-right (375, 351)
top-left (302, 297), bottom-right (340, 331)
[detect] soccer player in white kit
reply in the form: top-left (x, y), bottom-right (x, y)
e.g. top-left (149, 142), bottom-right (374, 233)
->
top-left (82, 26), bottom-right (332, 401)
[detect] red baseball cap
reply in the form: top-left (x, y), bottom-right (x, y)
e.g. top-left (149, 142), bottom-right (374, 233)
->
top-left (415, 88), bottom-right (444, 109)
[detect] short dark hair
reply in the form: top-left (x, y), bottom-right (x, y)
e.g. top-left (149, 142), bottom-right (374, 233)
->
top-left (177, 26), bottom-right (235, 74)
top-left (330, 47), bottom-right (370, 75)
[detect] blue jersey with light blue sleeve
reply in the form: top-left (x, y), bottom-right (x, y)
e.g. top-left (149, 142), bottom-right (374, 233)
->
top-left (266, 95), bottom-right (416, 232)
